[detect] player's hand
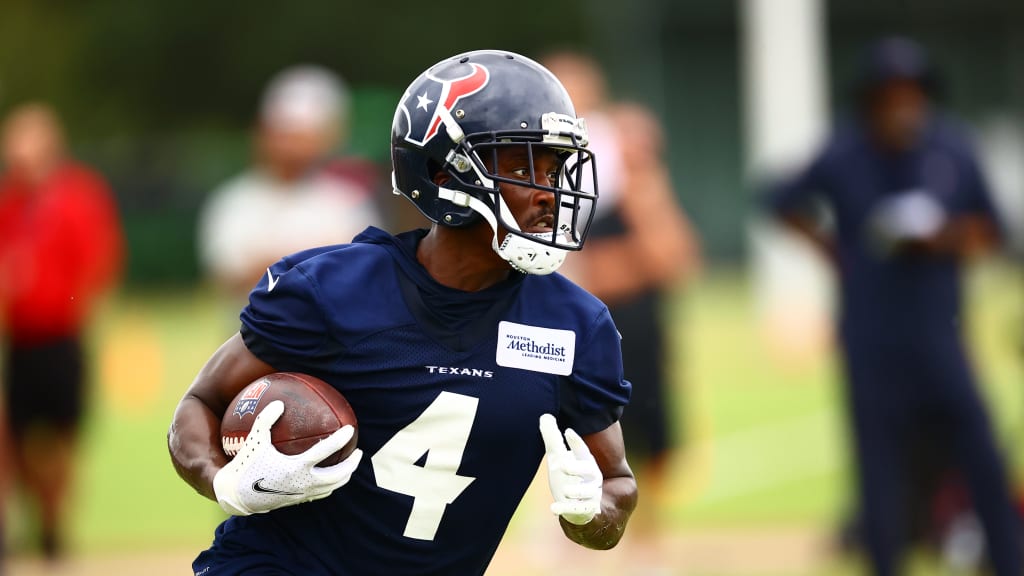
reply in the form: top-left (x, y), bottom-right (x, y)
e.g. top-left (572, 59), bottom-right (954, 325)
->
top-left (213, 400), bottom-right (362, 516)
top-left (539, 413), bottom-right (602, 525)
top-left (869, 190), bottom-right (947, 250)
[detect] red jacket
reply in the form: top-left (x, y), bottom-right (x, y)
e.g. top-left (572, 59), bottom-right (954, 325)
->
top-left (0, 162), bottom-right (124, 344)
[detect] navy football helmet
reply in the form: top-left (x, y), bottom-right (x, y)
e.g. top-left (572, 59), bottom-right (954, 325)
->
top-left (391, 50), bottom-right (598, 275)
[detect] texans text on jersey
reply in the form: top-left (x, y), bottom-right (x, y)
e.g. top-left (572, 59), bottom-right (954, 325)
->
top-left (425, 366), bottom-right (495, 378)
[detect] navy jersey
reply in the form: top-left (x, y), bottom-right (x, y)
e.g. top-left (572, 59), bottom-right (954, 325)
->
top-left (765, 116), bottom-right (1001, 354)
top-left (194, 227), bottom-right (630, 576)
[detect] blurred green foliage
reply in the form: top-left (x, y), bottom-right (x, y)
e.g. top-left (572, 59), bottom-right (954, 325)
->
top-left (0, 0), bottom-right (594, 286)
top-left (0, 0), bottom-right (595, 135)
top-left (1, 0), bottom-right (1021, 284)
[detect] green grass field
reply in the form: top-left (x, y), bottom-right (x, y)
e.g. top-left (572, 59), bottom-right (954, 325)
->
top-left (5, 261), bottom-right (1022, 575)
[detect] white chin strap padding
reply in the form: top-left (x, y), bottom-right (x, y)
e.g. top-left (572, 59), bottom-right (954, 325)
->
top-left (496, 232), bottom-right (567, 275)
top-left (437, 186), bottom-right (567, 275)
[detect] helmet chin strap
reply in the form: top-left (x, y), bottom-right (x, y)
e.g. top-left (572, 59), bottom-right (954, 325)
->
top-left (437, 186), bottom-right (567, 275)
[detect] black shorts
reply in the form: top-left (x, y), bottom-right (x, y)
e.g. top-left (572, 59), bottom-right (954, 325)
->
top-left (3, 336), bottom-right (85, 438)
top-left (613, 293), bottom-right (675, 461)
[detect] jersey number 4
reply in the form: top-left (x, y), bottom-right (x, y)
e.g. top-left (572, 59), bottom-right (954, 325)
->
top-left (370, 391), bottom-right (478, 541)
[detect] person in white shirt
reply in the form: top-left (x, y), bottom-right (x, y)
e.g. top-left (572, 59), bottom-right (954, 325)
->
top-left (198, 64), bottom-right (383, 296)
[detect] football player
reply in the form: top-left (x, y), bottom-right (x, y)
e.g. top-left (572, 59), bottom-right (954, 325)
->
top-left (765, 37), bottom-right (1020, 575)
top-left (169, 49), bottom-right (637, 575)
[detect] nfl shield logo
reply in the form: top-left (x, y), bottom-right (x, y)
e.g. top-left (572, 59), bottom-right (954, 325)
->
top-left (232, 379), bottom-right (271, 418)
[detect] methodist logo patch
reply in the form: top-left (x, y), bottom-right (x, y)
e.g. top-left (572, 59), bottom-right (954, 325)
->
top-left (232, 379), bottom-right (271, 418)
top-left (496, 321), bottom-right (576, 376)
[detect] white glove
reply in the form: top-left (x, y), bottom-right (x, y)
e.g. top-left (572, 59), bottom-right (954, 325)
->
top-left (869, 190), bottom-right (947, 246)
top-left (539, 413), bottom-right (602, 525)
top-left (213, 400), bottom-right (363, 516)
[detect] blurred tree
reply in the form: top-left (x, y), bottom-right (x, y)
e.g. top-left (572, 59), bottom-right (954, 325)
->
top-left (1, 0), bottom-right (592, 135)
top-left (1, 0), bottom-right (1019, 283)
top-left (0, 0), bottom-right (591, 285)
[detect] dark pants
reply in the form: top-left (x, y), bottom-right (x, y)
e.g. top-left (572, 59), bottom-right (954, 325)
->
top-left (613, 292), bottom-right (673, 462)
top-left (844, 336), bottom-right (1022, 576)
top-left (2, 336), bottom-right (85, 559)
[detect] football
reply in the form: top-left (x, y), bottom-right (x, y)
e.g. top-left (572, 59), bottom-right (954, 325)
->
top-left (221, 372), bottom-right (358, 467)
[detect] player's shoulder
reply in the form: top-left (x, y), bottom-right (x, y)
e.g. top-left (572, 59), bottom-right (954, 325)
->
top-left (250, 228), bottom-right (409, 342)
top-left (925, 115), bottom-right (981, 158)
top-left (821, 118), bottom-right (866, 159)
top-left (521, 272), bottom-right (611, 328)
top-left (278, 229), bottom-right (394, 280)
top-left (536, 271), bottom-right (604, 304)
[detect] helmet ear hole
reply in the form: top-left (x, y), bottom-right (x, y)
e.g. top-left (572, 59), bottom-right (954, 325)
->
top-left (427, 159), bottom-right (447, 185)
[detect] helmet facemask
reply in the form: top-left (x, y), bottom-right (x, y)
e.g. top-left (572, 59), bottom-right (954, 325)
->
top-left (436, 112), bottom-right (598, 275)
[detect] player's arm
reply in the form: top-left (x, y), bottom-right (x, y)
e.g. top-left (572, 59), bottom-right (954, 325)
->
top-left (867, 192), bottom-right (1002, 260)
top-left (620, 167), bottom-right (701, 286)
top-left (563, 422), bottom-right (636, 550)
top-left (778, 211), bottom-right (837, 264)
top-left (167, 332), bottom-right (275, 501)
top-left (540, 416), bottom-right (636, 550)
top-left (168, 333), bottom-right (361, 515)
top-left (929, 214), bottom-right (1001, 259)
top-left (579, 167), bottom-right (700, 303)
top-left (763, 147), bottom-right (837, 265)
top-left (920, 136), bottom-right (1004, 260)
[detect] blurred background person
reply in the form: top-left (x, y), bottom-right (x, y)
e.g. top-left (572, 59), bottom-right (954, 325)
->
top-left (546, 48), bottom-right (702, 571)
top-left (541, 50), bottom-right (625, 227)
top-left (587, 101), bottom-right (702, 567)
top-left (197, 64), bottom-right (383, 300)
top-left (764, 36), bottom-right (1020, 576)
top-left (0, 102), bottom-right (124, 561)
top-left (0, 404), bottom-right (8, 574)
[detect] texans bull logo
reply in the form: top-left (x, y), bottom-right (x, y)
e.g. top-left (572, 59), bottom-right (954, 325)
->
top-left (399, 62), bottom-right (490, 146)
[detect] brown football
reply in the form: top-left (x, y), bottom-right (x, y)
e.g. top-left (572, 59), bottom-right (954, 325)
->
top-left (221, 372), bottom-right (357, 467)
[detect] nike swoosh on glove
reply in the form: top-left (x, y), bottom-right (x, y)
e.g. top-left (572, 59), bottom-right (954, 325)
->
top-left (213, 400), bottom-right (362, 516)
top-left (539, 413), bottom-right (602, 525)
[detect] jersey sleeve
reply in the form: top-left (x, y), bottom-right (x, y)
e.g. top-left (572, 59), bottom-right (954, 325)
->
top-left (954, 139), bottom-right (1006, 236)
top-left (763, 148), bottom-right (832, 218)
top-left (239, 256), bottom-right (333, 373)
top-left (558, 308), bottom-right (632, 436)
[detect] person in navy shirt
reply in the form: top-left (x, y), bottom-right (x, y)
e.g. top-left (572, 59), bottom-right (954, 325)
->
top-left (168, 50), bottom-right (636, 575)
top-left (765, 37), bottom-right (1020, 575)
